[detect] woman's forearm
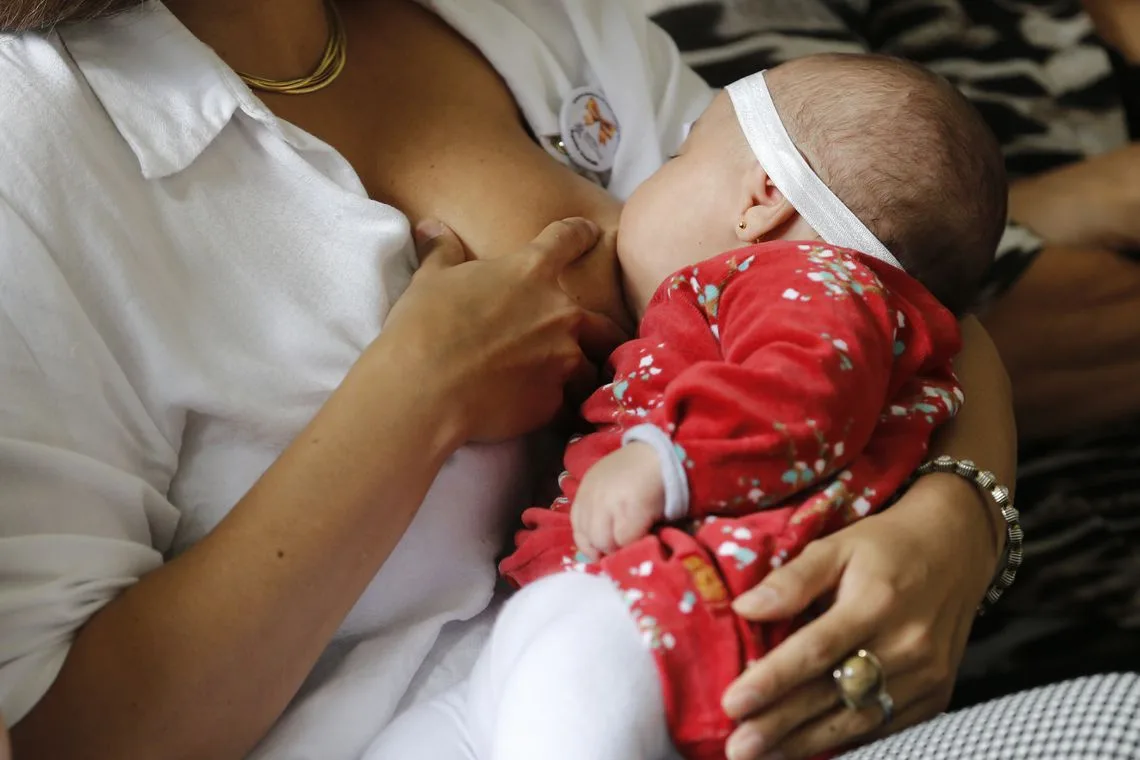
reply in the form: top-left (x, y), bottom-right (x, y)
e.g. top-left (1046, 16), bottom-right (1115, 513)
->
top-left (12, 343), bottom-right (464, 760)
top-left (920, 317), bottom-right (1018, 560)
top-left (982, 245), bottom-right (1140, 439)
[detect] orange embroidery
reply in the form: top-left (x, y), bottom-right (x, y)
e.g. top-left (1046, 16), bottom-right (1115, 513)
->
top-left (584, 98), bottom-right (617, 145)
top-left (681, 555), bottom-right (729, 604)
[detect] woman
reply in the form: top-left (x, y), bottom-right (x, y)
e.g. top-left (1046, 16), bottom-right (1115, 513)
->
top-left (0, 1), bottom-right (1015, 759)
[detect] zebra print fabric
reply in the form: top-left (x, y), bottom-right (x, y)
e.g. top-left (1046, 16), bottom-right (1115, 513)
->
top-left (646, 0), bottom-right (1140, 704)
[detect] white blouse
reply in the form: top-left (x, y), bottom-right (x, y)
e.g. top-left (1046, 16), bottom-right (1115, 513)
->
top-left (0, 1), bottom-right (711, 756)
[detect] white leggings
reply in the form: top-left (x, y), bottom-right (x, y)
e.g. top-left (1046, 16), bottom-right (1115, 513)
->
top-left (363, 573), bottom-right (681, 760)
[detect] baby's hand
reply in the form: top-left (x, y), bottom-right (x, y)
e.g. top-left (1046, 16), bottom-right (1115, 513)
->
top-left (571, 443), bottom-right (666, 560)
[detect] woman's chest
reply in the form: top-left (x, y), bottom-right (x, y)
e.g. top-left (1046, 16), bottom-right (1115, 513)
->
top-left (269, 0), bottom-right (627, 317)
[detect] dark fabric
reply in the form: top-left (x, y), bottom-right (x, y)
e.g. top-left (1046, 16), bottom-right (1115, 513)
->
top-left (1107, 46), bottom-right (1140, 140)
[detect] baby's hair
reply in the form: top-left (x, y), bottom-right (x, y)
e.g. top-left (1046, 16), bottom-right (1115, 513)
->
top-left (765, 53), bottom-right (1007, 315)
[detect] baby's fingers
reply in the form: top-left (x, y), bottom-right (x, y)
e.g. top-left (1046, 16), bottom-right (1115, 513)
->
top-left (587, 505), bottom-right (618, 558)
top-left (570, 501), bottom-right (599, 561)
top-left (611, 506), bottom-right (654, 550)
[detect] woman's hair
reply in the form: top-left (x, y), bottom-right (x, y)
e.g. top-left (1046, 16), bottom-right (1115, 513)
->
top-left (0, 0), bottom-right (139, 31)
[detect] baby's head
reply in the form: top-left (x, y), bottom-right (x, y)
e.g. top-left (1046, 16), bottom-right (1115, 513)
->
top-left (618, 53), bottom-right (1007, 317)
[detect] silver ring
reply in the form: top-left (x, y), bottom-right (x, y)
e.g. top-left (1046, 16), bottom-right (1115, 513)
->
top-left (877, 690), bottom-right (894, 727)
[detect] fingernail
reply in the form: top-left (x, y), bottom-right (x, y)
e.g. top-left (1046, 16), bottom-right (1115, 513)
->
top-left (725, 728), bottom-right (766, 760)
top-left (733, 586), bottom-right (779, 615)
top-left (414, 219), bottom-right (445, 242)
top-left (572, 217), bottom-right (600, 235)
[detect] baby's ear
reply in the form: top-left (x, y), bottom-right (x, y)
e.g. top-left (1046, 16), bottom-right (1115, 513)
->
top-left (736, 166), bottom-right (797, 243)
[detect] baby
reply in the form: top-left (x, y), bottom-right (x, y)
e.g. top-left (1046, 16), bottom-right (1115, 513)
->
top-left (366, 53), bottom-right (1006, 760)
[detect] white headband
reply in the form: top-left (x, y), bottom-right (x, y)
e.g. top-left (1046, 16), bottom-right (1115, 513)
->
top-left (725, 71), bottom-right (903, 270)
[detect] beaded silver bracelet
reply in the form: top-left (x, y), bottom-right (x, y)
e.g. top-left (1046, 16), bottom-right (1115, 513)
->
top-left (915, 455), bottom-right (1023, 615)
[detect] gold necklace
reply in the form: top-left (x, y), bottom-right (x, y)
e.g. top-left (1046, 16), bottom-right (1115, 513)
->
top-left (237, 0), bottom-right (347, 95)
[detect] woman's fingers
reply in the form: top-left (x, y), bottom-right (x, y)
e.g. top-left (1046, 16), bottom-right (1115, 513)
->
top-left (857, 691), bottom-right (951, 746)
top-left (413, 216), bottom-right (598, 273)
top-left (769, 677), bottom-right (947, 760)
top-left (723, 677), bottom-right (840, 760)
top-left (527, 217), bottom-right (600, 271)
top-left (393, 215), bottom-right (612, 444)
top-left (762, 701), bottom-right (890, 760)
top-left (723, 598), bottom-right (875, 720)
top-left (723, 542), bottom-right (853, 718)
top-left (729, 660), bottom-right (935, 760)
top-left (732, 541), bottom-right (848, 621)
top-left (565, 346), bottom-right (601, 404)
top-left (575, 309), bottom-right (628, 363)
top-left (413, 219), bottom-right (467, 270)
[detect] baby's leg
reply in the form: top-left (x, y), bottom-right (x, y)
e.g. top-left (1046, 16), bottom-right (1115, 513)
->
top-left (466, 572), bottom-right (679, 760)
top-left (362, 684), bottom-right (477, 760)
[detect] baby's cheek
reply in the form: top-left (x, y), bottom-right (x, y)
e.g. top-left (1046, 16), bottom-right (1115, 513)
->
top-left (615, 220), bottom-right (671, 314)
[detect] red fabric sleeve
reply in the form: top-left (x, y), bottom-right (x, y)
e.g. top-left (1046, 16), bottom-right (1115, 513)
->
top-left (644, 249), bottom-right (899, 518)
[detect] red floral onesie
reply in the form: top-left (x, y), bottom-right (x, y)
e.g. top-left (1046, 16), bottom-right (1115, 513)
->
top-left (498, 241), bottom-right (963, 760)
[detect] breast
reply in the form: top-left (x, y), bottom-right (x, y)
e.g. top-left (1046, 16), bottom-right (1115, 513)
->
top-left (368, 102), bottom-right (629, 328)
top-left (272, 0), bottom-right (631, 329)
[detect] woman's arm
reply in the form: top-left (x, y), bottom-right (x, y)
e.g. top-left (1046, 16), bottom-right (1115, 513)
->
top-left (14, 343), bottom-right (462, 760)
top-left (982, 244), bottom-right (1140, 440)
top-left (923, 317), bottom-right (1016, 552)
top-left (10, 219), bottom-right (615, 760)
top-left (718, 320), bottom-right (1015, 760)
top-left (1007, 146), bottom-right (1140, 253)
top-left (990, 153), bottom-right (1140, 439)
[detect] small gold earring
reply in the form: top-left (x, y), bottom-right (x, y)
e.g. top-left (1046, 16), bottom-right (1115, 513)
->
top-left (738, 220), bottom-right (748, 230)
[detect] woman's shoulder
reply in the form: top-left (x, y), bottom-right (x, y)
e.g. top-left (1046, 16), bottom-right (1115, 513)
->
top-left (0, 32), bottom-right (109, 183)
top-left (427, 0), bottom-right (713, 199)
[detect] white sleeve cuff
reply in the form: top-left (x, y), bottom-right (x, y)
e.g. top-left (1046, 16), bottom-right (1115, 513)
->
top-left (621, 423), bottom-right (690, 521)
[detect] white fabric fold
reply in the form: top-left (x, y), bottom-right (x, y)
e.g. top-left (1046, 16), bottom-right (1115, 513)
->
top-left (725, 71), bottom-right (904, 270)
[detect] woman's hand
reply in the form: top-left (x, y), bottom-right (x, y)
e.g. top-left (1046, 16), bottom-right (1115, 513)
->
top-left (378, 217), bottom-right (627, 444)
top-left (720, 474), bottom-right (996, 760)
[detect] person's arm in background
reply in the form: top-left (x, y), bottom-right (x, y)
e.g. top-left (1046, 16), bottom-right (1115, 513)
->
top-left (991, 149), bottom-right (1140, 440)
top-left (982, 240), bottom-right (1140, 440)
top-left (977, 0), bottom-right (1140, 441)
top-left (1085, 0), bottom-right (1140, 62)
